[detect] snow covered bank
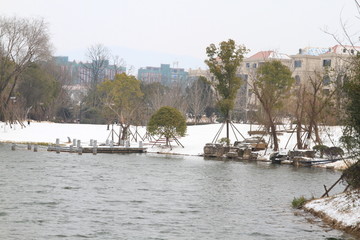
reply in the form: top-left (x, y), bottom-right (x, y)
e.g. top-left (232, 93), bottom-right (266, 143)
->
top-left (0, 121), bottom-right (351, 169)
top-left (304, 190), bottom-right (360, 235)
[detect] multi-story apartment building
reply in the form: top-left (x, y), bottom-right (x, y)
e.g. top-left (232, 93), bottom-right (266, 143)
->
top-left (137, 64), bottom-right (189, 86)
top-left (291, 45), bottom-right (360, 94)
top-left (54, 56), bottom-right (126, 85)
top-left (291, 47), bottom-right (329, 86)
top-left (234, 45), bottom-right (360, 122)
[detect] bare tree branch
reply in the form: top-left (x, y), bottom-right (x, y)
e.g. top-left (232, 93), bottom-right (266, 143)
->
top-left (0, 16), bottom-right (52, 121)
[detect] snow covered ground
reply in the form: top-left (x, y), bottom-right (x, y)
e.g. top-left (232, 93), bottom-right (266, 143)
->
top-left (0, 121), bottom-right (350, 168)
top-left (305, 190), bottom-right (360, 234)
top-left (0, 121), bottom-right (344, 151)
top-left (0, 121), bottom-right (359, 235)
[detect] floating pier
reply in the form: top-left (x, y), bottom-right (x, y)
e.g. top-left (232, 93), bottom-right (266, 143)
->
top-left (47, 139), bottom-right (147, 154)
top-left (47, 145), bottom-right (147, 154)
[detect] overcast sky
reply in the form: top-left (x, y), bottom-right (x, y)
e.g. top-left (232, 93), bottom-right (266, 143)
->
top-left (0, 0), bottom-right (358, 71)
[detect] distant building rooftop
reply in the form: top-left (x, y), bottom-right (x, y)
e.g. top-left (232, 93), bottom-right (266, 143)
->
top-left (247, 51), bottom-right (291, 60)
top-left (298, 47), bottom-right (330, 56)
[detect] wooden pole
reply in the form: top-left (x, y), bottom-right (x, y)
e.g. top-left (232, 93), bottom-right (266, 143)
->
top-left (212, 122), bottom-right (225, 144)
top-left (321, 176), bottom-right (342, 198)
top-left (226, 119), bottom-right (229, 146)
top-left (77, 147), bottom-right (82, 155)
top-left (323, 185), bottom-right (329, 197)
top-left (93, 140), bottom-right (97, 155)
top-left (285, 125), bottom-right (296, 149)
top-left (230, 121), bottom-right (246, 140)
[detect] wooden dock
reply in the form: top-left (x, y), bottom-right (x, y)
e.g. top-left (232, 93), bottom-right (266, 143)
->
top-left (47, 145), bottom-right (147, 154)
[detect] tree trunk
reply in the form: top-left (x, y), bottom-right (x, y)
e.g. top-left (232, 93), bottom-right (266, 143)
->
top-left (195, 115), bottom-right (199, 125)
top-left (314, 122), bottom-right (322, 145)
top-left (270, 122), bottom-right (279, 151)
top-left (295, 86), bottom-right (306, 150)
top-left (296, 122), bottom-right (303, 149)
top-left (265, 109), bottom-right (278, 151)
top-left (121, 125), bottom-right (128, 141)
top-left (305, 121), bottom-right (313, 149)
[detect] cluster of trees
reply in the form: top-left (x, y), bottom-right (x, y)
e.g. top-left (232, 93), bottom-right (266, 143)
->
top-left (248, 62), bottom-right (348, 151)
top-left (0, 16), bottom-right (217, 127)
top-left (82, 72), bottom-right (216, 125)
top-left (335, 0), bottom-right (360, 189)
top-left (204, 39), bottom-right (354, 152)
top-left (240, 60), bottom-right (350, 151)
top-left (342, 53), bottom-right (360, 188)
top-left (84, 40), bottom-right (351, 153)
top-left (0, 16), bottom-right (72, 124)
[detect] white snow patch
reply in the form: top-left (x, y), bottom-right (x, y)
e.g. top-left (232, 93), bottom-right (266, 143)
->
top-left (305, 190), bottom-right (360, 228)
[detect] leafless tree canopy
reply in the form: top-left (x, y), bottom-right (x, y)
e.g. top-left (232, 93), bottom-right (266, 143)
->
top-left (83, 43), bottom-right (110, 86)
top-left (0, 16), bottom-right (52, 66)
top-left (0, 16), bottom-right (52, 121)
top-left (187, 77), bottom-right (213, 124)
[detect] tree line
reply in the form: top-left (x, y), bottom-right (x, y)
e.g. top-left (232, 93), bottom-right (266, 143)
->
top-left (0, 16), bottom-right (217, 126)
top-left (0, 16), bottom-right (71, 124)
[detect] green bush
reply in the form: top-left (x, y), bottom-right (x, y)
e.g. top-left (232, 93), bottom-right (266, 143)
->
top-left (312, 144), bottom-right (329, 158)
top-left (292, 196), bottom-right (307, 209)
top-left (147, 106), bottom-right (186, 147)
top-left (324, 146), bottom-right (344, 157)
top-left (218, 137), bottom-right (230, 146)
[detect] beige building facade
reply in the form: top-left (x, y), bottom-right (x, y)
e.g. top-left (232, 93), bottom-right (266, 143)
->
top-left (234, 45), bottom-right (360, 122)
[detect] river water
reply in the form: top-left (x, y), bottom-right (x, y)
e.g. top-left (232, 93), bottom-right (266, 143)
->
top-left (0, 143), bottom-right (355, 240)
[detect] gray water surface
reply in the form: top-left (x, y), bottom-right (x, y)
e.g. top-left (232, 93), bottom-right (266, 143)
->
top-left (0, 144), bottom-right (355, 239)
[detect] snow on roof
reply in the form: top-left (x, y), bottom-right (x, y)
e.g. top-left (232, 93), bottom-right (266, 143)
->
top-left (247, 51), bottom-right (291, 60)
top-left (298, 47), bottom-right (331, 56)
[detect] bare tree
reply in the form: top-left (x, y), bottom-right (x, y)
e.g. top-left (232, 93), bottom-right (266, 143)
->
top-left (187, 76), bottom-right (213, 124)
top-left (43, 60), bottom-right (73, 121)
top-left (143, 82), bottom-right (187, 116)
top-left (111, 55), bottom-right (126, 75)
top-left (287, 84), bottom-right (307, 149)
top-left (304, 71), bottom-right (337, 148)
top-left (0, 16), bottom-right (52, 121)
top-left (163, 83), bottom-right (187, 115)
top-left (82, 44), bottom-right (110, 106)
top-left (111, 55), bottom-right (135, 76)
top-left (141, 82), bottom-right (166, 113)
top-left (84, 44), bottom-right (110, 84)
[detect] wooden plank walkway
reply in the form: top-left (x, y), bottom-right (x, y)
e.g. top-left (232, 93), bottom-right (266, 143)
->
top-left (47, 145), bottom-right (147, 154)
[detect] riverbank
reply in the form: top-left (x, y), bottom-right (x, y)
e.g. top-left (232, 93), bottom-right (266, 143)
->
top-left (304, 190), bottom-right (360, 236)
